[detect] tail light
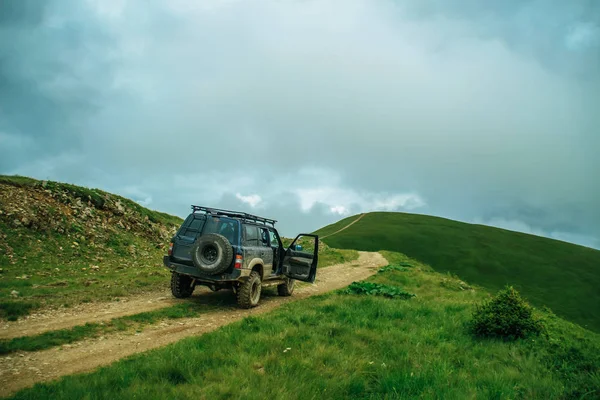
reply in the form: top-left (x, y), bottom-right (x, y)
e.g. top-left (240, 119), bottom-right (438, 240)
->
top-left (234, 254), bottom-right (243, 269)
top-left (168, 242), bottom-right (173, 256)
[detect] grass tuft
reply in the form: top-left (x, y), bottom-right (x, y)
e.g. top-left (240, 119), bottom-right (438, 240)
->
top-left (0, 301), bottom-right (40, 321)
top-left (340, 281), bottom-right (415, 299)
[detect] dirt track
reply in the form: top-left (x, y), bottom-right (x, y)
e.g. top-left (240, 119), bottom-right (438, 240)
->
top-left (0, 291), bottom-right (181, 340)
top-left (0, 251), bottom-right (387, 397)
top-left (321, 213), bottom-right (365, 239)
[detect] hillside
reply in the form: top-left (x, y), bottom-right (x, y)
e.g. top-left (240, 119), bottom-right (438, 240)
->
top-left (7, 252), bottom-right (600, 399)
top-left (315, 212), bottom-right (600, 333)
top-left (0, 175), bottom-right (183, 320)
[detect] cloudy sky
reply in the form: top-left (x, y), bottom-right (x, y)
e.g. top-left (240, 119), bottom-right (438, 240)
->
top-left (1, 0), bottom-right (598, 248)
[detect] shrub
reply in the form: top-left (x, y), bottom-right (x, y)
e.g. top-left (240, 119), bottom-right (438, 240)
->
top-left (469, 286), bottom-right (544, 340)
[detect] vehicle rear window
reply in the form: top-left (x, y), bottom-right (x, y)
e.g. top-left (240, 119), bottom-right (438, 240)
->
top-left (178, 215), bottom-right (206, 238)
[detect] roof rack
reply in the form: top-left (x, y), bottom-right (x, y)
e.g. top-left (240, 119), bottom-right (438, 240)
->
top-left (191, 205), bottom-right (277, 226)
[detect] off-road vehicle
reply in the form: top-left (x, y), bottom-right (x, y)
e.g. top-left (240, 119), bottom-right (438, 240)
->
top-left (163, 205), bottom-right (319, 308)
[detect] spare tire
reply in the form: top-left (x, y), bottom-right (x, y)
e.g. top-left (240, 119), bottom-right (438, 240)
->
top-left (191, 233), bottom-right (234, 275)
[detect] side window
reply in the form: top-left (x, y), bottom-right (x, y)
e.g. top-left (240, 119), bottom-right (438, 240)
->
top-left (259, 228), bottom-right (269, 247)
top-left (269, 230), bottom-right (279, 247)
top-left (244, 225), bottom-right (259, 246)
top-left (218, 221), bottom-right (237, 244)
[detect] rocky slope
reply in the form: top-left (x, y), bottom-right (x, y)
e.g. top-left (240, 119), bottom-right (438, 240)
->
top-left (0, 175), bottom-right (183, 320)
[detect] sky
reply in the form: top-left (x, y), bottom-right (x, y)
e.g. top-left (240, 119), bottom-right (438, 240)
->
top-left (1, 0), bottom-right (599, 248)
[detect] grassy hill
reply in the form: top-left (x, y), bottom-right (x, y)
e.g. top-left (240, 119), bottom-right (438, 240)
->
top-left (315, 212), bottom-right (600, 333)
top-left (8, 252), bottom-right (600, 399)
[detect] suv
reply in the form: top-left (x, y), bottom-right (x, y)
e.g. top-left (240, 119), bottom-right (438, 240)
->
top-left (163, 205), bottom-right (319, 308)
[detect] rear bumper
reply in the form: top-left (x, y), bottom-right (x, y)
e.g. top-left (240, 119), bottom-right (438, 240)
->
top-left (163, 256), bottom-right (242, 282)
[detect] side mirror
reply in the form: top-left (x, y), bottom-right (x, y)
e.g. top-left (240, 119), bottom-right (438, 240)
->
top-left (293, 244), bottom-right (303, 251)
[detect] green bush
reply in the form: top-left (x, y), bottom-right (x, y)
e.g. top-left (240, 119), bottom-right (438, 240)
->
top-left (469, 286), bottom-right (544, 340)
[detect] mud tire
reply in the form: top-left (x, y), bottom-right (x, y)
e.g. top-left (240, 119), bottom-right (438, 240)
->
top-left (191, 233), bottom-right (233, 275)
top-left (237, 271), bottom-right (262, 308)
top-left (171, 273), bottom-right (195, 298)
top-left (277, 278), bottom-right (295, 296)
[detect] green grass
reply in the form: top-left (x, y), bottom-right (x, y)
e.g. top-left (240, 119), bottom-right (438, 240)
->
top-left (318, 248), bottom-right (359, 268)
top-left (314, 214), bottom-right (361, 237)
top-left (0, 219), bottom-right (173, 318)
top-left (280, 236), bottom-right (359, 268)
top-left (0, 303), bottom-right (203, 355)
top-left (316, 212), bottom-right (600, 333)
top-left (0, 301), bottom-right (40, 321)
top-left (9, 252), bottom-right (600, 399)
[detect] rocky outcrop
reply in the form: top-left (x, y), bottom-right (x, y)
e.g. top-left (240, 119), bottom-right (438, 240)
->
top-left (0, 179), bottom-right (180, 255)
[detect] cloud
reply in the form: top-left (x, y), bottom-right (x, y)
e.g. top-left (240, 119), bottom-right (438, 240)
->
top-left (236, 193), bottom-right (262, 208)
top-left (0, 0), bottom-right (598, 247)
top-left (294, 186), bottom-right (425, 214)
top-left (565, 22), bottom-right (600, 51)
top-left (475, 217), bottom-right (600, 250)
top-left (330, 206), bottom-right (349, 216)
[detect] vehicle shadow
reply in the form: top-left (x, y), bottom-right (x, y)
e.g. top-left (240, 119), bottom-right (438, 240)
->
top-left (182, 286), bottom-right (281, 310)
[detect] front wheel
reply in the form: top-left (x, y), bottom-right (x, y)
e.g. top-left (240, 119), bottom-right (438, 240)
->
top-left (237, 271), bottom-right (262, 308)
top-left (277, 278), bottom-right (295, 296)
top-left (171, 273), bottom-right (195, 298)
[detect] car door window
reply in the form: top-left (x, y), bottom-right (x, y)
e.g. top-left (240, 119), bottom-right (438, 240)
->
top-left (269, 230), bottom-right (279, 247)
top-left (260, 228), bottom-right (269, 247)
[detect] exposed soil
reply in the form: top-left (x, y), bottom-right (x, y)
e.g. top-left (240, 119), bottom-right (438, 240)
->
top-left (0, 251), bottom-right (387, 397)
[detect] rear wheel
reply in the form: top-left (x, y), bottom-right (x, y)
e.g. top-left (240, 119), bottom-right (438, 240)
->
top-left (277, 278), bottom-right (295, 296)
top-left (237, 271), bottom-right (262, 308)
top-left (171, 273), bottom-right (195, 298)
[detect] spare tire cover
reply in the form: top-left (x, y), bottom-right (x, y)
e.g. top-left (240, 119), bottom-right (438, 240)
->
top-left (191, 233), bottom-right (234, 275)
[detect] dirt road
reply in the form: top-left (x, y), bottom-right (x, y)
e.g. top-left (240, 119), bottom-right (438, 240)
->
top-left (0, 251), bottom-right (387, 397)
top-left (0, 291), bottom-right (181, 340)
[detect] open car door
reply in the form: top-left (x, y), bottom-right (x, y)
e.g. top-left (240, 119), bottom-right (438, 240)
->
top-left (282, 234), bottom-right (319, 283)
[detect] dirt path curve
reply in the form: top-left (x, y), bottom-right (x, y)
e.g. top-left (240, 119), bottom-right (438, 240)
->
top-left (321, 213), bottom-right (365, 239)
top-left (0, 251), bottom-right (387, 397)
